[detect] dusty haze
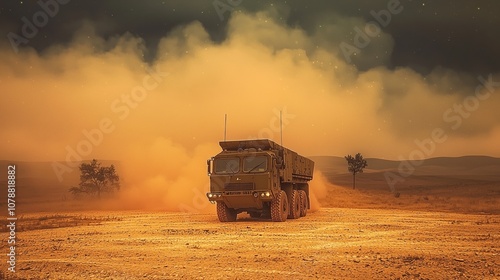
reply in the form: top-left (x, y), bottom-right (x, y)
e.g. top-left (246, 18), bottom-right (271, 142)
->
top-left (2, 10), bottom-right (500, 162)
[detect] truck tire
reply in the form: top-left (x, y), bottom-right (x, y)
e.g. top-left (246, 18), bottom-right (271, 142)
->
top-left (271, 190), bottom-right (288, 222)
top-left (216, 202), bottom-right (237, 222)
top-left (288, 190), bottom-right (301, 219)
top-left (299, 190), bottom-right (308, 217)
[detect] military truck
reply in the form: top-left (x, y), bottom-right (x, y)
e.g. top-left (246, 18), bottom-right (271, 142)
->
top-left (206, 139), bottom-right (314, 222)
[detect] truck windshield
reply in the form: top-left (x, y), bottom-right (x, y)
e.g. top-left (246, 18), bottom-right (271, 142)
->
top-left (243, 156), bottom-right (268, 173)
top-left (214, 158), bottom-right (240, 174)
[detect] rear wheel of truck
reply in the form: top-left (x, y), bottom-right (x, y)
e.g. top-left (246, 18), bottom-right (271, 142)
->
top-left (299, 190), bottom-right (308, 217)
top-left (216, 202), bottom-right (237, 222)
top-left (271, 190), bottom-right (288, 222)
top-left (288, 190), bottom-right (301, 219)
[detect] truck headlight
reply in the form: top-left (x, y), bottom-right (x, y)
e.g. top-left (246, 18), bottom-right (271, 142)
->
top-left (265, 192), bottom-right (270, 197)
top-left (208, 193), bottom-right (213, 198)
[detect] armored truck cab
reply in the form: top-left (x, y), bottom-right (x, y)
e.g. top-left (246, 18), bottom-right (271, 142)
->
top-left (207, 139), bottom-right (314, 222)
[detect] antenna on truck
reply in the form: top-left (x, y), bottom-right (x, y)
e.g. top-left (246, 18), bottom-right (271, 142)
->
top-left (224, 113), bottom-right (227, 141)
top-left (280, 110), bottom-right (283, 146)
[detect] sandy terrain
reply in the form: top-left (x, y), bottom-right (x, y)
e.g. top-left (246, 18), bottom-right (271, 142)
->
top-left (1, 208), bottom-right (498, 279)
top-left (0, 158), bottom-right (499, 279)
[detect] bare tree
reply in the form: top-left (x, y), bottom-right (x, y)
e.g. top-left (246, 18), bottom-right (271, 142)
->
top-left (69, 159), bottom-right (120, 198)
top-left (345, 153), bottom-right (367, 189)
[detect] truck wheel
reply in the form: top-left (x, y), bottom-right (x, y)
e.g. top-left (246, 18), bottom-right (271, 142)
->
top-left (271, 190), bottom-right (288, 222)
top-left (288, 190), bottom-right (301, 219)
top-left (216, 202), bottom-right (237, 222)
top-left (299, 190), bottom-right (308, 217)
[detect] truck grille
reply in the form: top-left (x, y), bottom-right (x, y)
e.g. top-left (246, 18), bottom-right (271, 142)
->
top-left (224, 183), bottom-right (254, 191)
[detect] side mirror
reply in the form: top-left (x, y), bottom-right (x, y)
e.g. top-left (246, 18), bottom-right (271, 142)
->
top-left (207, 158), bottom-right (213, 176)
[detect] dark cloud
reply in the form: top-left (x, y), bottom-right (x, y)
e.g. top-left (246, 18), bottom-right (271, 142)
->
top-left (1, 1), bottom-right (499, 73)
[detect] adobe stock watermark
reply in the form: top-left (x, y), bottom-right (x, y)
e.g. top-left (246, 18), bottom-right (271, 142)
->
top-left (51, 66), bottom-right (169, 182)
top-left (213, 0), bottom-right (243, 21)
top-left (178, 107), bottom-right (295, 213)
top-left (340, 0), bottom-right (403, 64)
top-left (7, 0), bottom-right (71, 53)
top-left (384, 74), bottom-right (499, 193)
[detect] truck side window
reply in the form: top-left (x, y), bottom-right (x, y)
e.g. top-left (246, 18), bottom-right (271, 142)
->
top-left (214, 158), bottom-right (240, 174)
top-left (243, 156), bottom-right (268, 173)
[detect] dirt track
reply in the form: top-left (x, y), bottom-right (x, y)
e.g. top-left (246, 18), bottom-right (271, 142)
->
top-left (2, 208), bottom-right (499, 279)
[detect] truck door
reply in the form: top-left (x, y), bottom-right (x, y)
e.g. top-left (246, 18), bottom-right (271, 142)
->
top-left (272, 157), bottom-right (280, 192)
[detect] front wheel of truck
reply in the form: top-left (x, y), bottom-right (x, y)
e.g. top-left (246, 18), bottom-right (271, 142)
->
top-left (216, 202), bottom-right (237, 222)
top-left (271, 190), bottom-right (289, 222)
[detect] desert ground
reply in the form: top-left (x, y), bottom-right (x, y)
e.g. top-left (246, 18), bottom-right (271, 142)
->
top-left (0, 156), bottom-right (499, 279)
top-left (0, 209), bottom-right (498, 279)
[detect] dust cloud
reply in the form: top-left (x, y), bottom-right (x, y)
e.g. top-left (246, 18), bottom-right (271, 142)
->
top-left (309, 171), bottom-right (330, 212)
top-left (1, 8), bottom-right (499, 211)
top-left (115, 138), bottom-right (219, 212)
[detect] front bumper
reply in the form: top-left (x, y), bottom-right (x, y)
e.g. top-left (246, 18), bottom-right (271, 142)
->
top-left (206, 191), bottom-right (273, 209)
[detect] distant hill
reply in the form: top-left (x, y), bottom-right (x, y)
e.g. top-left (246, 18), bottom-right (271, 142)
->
top-left (310, 155), bottom-right (500, 213)
top-left (0, 160), bottom-right (121, 210)
top-left (310, 155), bottom-right (500, 177)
